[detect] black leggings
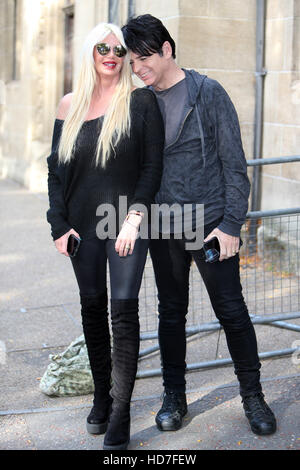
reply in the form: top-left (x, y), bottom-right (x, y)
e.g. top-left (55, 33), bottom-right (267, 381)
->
top-left (70, 237), bottom-right (149, 299)
top-left (70, 237), bottom-right (148, 407)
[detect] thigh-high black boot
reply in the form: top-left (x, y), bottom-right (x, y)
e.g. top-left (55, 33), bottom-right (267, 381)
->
top-left (80, 290), bottom-right (112, 434)
top-left (103, 298), bottom-right (140, 450)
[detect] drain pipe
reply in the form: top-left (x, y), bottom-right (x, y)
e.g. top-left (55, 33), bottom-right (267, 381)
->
top-left (128, 0), bottom-right (135, 19)
top-left (248, 0), bottom-right (267, 253)
top-left (109, 0), bottom-right (135, 24)
top-left (108, 0), bottom-right (119, 24)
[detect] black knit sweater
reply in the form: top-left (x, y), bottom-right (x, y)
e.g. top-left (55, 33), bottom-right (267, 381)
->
top-left (46, 88), bottom-right (164, 241)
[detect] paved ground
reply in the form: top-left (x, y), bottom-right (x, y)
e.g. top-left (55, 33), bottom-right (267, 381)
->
top-left (0, 177), bottom-right (300, 453)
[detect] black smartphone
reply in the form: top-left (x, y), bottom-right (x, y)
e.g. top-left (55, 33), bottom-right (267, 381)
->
top-left (202, 237), bottom-right (243, 263)
top-left (67, 234), bottom-right (81, 257)
top-left (203, 236), bottom-right (220, 263)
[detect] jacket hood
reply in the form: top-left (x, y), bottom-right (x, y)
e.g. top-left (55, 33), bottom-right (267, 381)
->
top-left (182, 68), bottom-right (207, 106)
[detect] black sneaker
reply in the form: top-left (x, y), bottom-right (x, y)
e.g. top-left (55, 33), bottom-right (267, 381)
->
top-left (242, 392), bottom-right (276, 435)
top-left (155, 391), bottom-right (187, 431)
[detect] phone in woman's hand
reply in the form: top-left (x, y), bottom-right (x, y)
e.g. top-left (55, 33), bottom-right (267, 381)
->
top-left (67, 234), bottom-right (81, 257)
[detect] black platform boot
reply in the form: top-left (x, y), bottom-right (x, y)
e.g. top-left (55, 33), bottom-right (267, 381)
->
top-left (103, 299), bottom-right (140, 450)
top-left (86, 396), bottom-right (113, 435)
top-left (80, 290), bottom-right (112, 435)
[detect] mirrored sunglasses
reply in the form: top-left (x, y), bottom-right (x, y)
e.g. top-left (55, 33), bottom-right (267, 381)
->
top-left (96, 43), bottom-right (127, 58)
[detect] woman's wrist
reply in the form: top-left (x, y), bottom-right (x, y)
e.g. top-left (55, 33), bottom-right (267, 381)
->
top-left (123, 211), bottom-right (144, 229)
top-left (128, 210), bottom-right (144, 217)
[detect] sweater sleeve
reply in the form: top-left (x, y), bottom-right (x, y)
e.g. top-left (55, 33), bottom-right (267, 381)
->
top-left (129, 89), bottom-right (164, 211)
top-left (206, 80), bottom-right (250, 237)
top-left (46, 120), bottom-right (72, 240)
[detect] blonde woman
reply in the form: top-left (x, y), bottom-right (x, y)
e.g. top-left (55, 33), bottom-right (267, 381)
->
top-left (46, 23), bottom-right (164, 450)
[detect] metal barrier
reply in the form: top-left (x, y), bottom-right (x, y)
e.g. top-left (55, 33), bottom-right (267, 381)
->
top-left (136, 156), bottom-right (300, 378)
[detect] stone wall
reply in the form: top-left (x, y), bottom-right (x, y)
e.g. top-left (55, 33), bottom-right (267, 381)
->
top-left (0, 0), bottom-right (299, 212)
top-left (177, 0), bottom-right (257, 184)
top-left (261, 0), bottom-right (300, 210)
top-left (0, 0), bottom-right (66, 191)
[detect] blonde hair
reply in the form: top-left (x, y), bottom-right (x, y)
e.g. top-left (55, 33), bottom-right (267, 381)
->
top-left (58, 23), bottom-right (133, 168)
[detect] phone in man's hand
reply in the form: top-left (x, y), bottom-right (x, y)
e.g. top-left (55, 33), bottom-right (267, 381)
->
top-left (202, 236), bottom-right (243, 263)
top-left (203, 236), bottom-right (220, 263)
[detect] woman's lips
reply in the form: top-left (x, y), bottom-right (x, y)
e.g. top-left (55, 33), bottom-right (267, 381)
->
top-left (103, 61), bottom-right (117, 68)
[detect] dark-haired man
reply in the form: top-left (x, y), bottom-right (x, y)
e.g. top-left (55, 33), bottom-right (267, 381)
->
top-left (122, 14), bottom-right (276, 436)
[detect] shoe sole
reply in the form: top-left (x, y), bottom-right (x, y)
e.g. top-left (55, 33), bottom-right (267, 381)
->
top-left (103, 439), bottom-right (130, 450)
top-left (156, 411), bottom-right (187, 432)
top-left (156, 421), bottom-right (182, 431)
top-left (86, 420), bottom-right (108, 435)
top-left (250, 424), bottom-right (277, 436)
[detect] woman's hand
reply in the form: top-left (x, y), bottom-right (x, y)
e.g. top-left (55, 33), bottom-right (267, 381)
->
top-left (115, 213), bottom-right (142, 257)
top-left (54, 228), bottom-right (81, 257)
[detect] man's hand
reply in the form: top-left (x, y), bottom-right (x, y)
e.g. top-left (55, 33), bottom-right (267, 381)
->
top-left (204, 227), bottom-right (240, 262)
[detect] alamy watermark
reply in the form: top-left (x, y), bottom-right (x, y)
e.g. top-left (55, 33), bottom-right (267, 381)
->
top-left (96, 196), bottom-right (204, 250)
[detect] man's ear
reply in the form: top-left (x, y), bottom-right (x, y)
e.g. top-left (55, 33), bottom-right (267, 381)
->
top-left (161, 41), bottom-right (173, 59)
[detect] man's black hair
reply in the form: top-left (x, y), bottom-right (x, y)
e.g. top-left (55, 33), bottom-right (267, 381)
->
top-left (122, 14), bottom-right (176, 59)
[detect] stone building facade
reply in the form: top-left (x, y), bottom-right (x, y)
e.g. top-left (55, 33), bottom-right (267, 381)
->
top-left (0, 0), bottom-right (299, 211)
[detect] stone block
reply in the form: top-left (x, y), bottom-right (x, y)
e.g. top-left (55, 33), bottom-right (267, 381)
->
top-left (207, 0), bottom-right (256, 20)
top-left (5, 106), bottom-right (28, 142)
top-left (240, 123), bottom-right (255, 161)
top-left (263, 72), bottom-right (279, 122)
top-left (281, 125), bottom-right (300, 162)
top-left (179, 0), bottom-right (209, 16)
top-left (265, 17), bottom-right (294, 71)
top-left (295, 0), bottom-right (300, 17)
top-left (261, 174), bottom-right (300, 211)
top-left (283, 18), bottom-right (295, 70)
top-left (262, 163), bottom-right (282, 179)
top-left (262, 123), bottom-right (283, 178)
top-left (265, 18), bottom-right (285, 70)
top-left (179, 17), bottom-right (255, 71)
top-left (292, 17), bottom-right (300, 71)
top-left (135, 0), bottom-right (179, 18)
top-left (281, 160), bottom-right (300, 182)
top-left (266, 0), bottom-right (294, 19)
top-left (263, 72), bottom-right (300, 126)
top-left (277, 73), bottom-right (300, 125)
top-left (164, 16), bottom-right (179, 51)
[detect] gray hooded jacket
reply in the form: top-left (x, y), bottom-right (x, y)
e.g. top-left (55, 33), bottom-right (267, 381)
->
top-left (155, 69), bottom-right (250, 237)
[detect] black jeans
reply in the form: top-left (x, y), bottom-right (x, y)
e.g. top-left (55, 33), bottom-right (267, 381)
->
top-left (149, 220), bottom-right (262, 398)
